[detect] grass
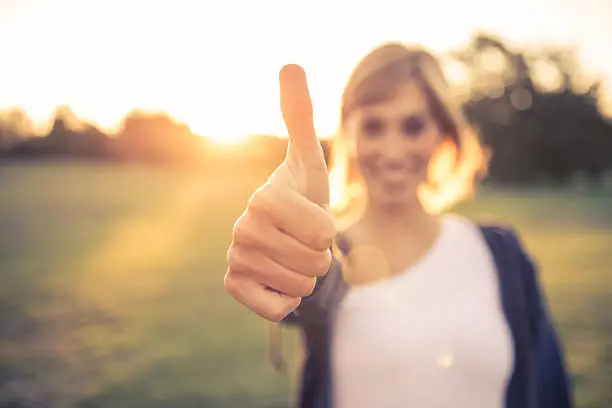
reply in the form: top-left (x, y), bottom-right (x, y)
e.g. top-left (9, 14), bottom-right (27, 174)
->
top-left (0, 161), bottom-right (610, 408)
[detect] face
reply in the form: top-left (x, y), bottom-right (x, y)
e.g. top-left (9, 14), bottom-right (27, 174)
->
top-left (345, 83), bottom-right (443, 210)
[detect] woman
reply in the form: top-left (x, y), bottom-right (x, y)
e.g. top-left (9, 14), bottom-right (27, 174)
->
top-left (224, 42), bottom-right (572, 408)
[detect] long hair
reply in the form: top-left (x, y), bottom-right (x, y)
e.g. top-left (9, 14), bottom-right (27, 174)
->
top-left (329, 43), bottom-right (489, 223)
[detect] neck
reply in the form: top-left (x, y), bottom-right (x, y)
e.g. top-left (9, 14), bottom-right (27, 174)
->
top-left (361, 199), bottom-right (438, 238)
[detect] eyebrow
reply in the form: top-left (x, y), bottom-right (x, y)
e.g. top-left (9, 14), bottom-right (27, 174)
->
top-left (360, 110), bottom-right (428, 120)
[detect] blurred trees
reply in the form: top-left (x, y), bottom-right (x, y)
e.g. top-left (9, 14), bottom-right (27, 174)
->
top-left (0, 32), bottom-right (611, 186)
top-left (0, 108), bottom-right (324, 173)
top-left (449, 33), bottom-right (612, 186)
top-left (113, 111), bottom-right (207, 165)
top-left (8, 106), bottom-right (112, 159)
top-left (0, 108), bottom-right (33, 152)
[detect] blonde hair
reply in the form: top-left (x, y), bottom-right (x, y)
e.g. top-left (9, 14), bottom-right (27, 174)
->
top-left (329, 42), bottom-right (489, 221)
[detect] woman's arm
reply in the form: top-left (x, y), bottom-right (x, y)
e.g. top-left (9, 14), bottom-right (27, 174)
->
top-left (279, 255), bottom-right (342, 327)
top-left (271, 257), bottom-right (339, 371)
top-left (511, 231), bottom-right (574, 408)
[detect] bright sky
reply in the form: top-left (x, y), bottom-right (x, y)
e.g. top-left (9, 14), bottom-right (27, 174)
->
top-left (0, 0), bottom-right (611, 142)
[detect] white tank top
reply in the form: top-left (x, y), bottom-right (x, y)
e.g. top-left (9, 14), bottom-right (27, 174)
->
top-left (331, 214), bottom-right (514, 408)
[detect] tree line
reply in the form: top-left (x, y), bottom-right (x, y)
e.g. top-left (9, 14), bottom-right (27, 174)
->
top-left (1, 33), bottom-right (611, 187)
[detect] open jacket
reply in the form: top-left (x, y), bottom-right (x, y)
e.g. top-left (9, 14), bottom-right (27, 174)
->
top-left (280, 224), bottom-right (573, 408)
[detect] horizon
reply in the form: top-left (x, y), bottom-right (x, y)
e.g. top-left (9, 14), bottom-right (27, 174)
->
top-left (1, 0), bottom-right (611, 143)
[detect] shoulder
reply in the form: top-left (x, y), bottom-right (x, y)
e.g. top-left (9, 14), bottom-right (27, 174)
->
top-left (462, 216), bottom-right (540, 282)
top-left (461, 214), bottom-right (528, 252)
top-left (472, 219), bottom-right (544, 312)
top-left (444, 213), bottom-right (522, 247)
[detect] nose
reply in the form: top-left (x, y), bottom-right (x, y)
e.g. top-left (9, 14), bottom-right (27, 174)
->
top-left (380, 133), bottom-right (407, 162)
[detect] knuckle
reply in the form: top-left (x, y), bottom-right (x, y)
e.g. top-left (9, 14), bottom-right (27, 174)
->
top-left (248, 183), bottom-right (276, 214)
top-left (232, 212), bottom-right (256, 245)
top-left (247, 188), bottom-right (265, 213)
top-left (223, 270), bottom-right (241, 297)
top-left (226, 245), bottom-right (250, 273)
top-left (232, 213), bottom-right (247, 237)
top-left (226, 245), bottom-right (234, 266)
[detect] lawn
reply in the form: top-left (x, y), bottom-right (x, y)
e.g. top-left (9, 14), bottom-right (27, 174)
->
top-left (0, 161), bottom-right (610, 408)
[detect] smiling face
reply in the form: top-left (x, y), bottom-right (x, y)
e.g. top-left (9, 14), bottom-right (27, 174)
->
top-left (331, 44), bottom-right (486, 218)
top-left (344, 82), bottom-right (443, 211)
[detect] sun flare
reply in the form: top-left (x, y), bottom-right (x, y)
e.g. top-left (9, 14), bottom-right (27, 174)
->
top-left (0, 0), bottom-right (610, 141)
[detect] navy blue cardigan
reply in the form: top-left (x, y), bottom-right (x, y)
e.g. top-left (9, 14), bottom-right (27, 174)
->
top-left (281, 225), bottom-right (573, 408)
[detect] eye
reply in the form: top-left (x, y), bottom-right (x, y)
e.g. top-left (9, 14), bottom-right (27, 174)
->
top-left (401, 115), bottom-right (427, 138)
top-left (361, 117), bottom-right (384, 138)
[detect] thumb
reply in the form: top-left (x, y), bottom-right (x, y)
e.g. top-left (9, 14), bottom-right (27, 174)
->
top-left (279, 64), bottom-right (329, 205)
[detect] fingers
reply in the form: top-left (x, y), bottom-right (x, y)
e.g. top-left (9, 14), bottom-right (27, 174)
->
top-left (224, 270), bottom-right (301, 322)
top-left (248, 182), bottom-right (336, 251)
top-left (224, 65), bottom-right (335, 322)
top-left (227, 245), bottom-right (317, 298)
top-left (224, 183), bottom-right (334, 321)
top-left (233, 210), bottom-right (332, 278)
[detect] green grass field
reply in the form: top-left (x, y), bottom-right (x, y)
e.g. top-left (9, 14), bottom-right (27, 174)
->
top-left (0, 162), bottom-right (610, 408)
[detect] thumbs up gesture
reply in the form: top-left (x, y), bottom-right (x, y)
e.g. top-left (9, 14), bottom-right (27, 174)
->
top-left (224, 65), bottom-right (337, 321)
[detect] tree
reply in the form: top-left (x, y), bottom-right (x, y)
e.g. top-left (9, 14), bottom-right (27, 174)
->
top-left (0, 108), bottom-right (33, 152)
top-left (449, 32), bottom-right (612, 186)
top-left (114, 110), bottom-right (206, 165)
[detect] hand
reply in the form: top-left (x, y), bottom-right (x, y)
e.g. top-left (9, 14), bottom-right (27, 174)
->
top-left (224, 64), bottom-right (336, 321)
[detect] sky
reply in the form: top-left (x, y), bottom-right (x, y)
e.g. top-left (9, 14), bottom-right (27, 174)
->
top-left (0, 0), bottom-right (611, 143)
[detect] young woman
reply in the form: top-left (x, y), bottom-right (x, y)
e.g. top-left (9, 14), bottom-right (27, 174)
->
top-left (224, 43), bottom-right (572, 408)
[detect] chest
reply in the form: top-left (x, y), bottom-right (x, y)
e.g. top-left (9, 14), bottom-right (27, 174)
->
top-left (330, 228), bottom-right (515, 408)
top-left (332, 271), bottom-right (514, 378)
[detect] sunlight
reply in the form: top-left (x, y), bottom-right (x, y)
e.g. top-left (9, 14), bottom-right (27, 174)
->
top-left (188, 118), bottom-right (249, 144)
top-left (209, 133), bottom-right (250, 146)
top-left (0, 0), bottom-right (610, 138)
top-left (71, 177), bottom-right (210, 314)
